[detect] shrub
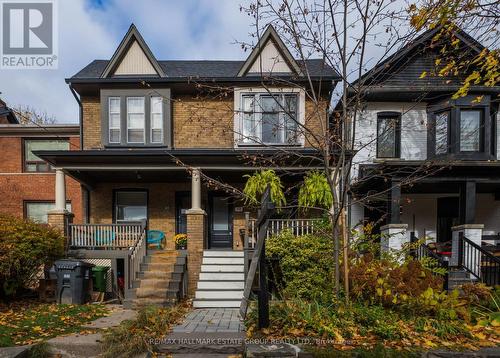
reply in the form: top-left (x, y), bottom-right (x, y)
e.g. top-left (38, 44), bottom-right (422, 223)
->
top-left (0, 215), bottom-right (64, 298)
top-left (266, 230), bottom-right (334, 302)
top-left (349, 253), bottom-right (444, 306)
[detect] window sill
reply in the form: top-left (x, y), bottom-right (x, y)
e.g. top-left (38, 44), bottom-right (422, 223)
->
top-left (235, 142), bottom-right (304, 149)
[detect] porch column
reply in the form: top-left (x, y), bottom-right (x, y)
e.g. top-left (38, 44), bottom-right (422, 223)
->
top-left (380, 223), bottom-right (409, 258)
top-left (186, 167), bottom-right (206, 296)
top-left (459, 180), bottom-right (476, 225)
top-left (450, 224), bottom-right (483, 274)
top-left (48, 169), bottom-right (74, 239)
top-left (388, 179), bottom-right (401, 224)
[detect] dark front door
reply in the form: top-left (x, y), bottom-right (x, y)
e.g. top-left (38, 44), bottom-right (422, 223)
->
top-left (209, 195), bottom-right (233, 249)
top-left (437, 197), bottom-right (460, 243)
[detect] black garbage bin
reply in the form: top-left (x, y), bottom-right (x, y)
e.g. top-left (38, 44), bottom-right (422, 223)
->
top-left (54, 259), bottom-right (94, 304)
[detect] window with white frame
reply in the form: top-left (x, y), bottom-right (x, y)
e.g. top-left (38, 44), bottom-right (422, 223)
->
top-left (239, 93), bottom-right (299, 145)
top-left (108, 97), bottom-right (121, 143)
top-left (150, 97), bottom-right (163, 143)
top-left (127, 97), bottom-right (145, 143)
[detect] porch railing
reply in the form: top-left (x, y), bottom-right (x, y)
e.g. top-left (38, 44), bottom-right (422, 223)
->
top-left (69, 223), bottom-right (145, 249)
top-left (128, 229), bottom-right (147, 289)
top-left (247, 218), bottom-right (322, 248)
top-left (458, 233), bottom-right (500, 287)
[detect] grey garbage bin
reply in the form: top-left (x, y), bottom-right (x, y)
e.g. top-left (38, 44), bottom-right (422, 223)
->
top-left (54, 259), bottom-right (94, 304)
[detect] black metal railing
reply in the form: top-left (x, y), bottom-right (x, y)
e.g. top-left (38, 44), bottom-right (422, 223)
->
top-left (458, 232), bottom-right (500, 287)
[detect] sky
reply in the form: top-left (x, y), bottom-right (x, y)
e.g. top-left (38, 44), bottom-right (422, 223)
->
top-left (0, 0), bottom-right (253, 123)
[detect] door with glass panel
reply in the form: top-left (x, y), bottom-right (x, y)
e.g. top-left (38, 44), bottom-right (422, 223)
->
top-left (208, 194), bottom-right (233, 249)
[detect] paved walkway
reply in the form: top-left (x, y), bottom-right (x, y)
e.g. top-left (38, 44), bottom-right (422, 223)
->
top-left (172, 308), bottom-right (245, 333)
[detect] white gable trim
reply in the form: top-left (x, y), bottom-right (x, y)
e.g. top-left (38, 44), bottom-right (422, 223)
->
top-left (237, 25), bottom-right (301, 77)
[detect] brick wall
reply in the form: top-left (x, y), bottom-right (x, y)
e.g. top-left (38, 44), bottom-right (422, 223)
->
top-left (82, 96), bottom-right (101, 149)
top-left (82, 91), bottom-right (329, 149)
top-left (0, 136), bottom-right (83, 223)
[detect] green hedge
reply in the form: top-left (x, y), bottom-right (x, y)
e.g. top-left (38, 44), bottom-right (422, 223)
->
top-left (0, 215), bottom-right (64, 298)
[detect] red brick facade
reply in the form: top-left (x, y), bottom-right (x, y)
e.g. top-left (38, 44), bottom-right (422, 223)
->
top-left (0, 127), bottom-right (83, 223)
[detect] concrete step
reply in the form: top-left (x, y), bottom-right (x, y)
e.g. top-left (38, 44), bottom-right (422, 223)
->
top-left (139, 270), bottom-right (173, 279)
top-left (193, 299), bottom-right (241, 308)
top-left (195, 290), bottom-right (244, 300)
top-left (197, 281), bottom-right (244, 290)
top-left (137, 278), bottom-right (170, 289)
top-left (201, 264), bottom-right (244, 273)
top-left (202, 257), bottom-right (244, 265)
top-left (203, 251), bottom-right (244, 257)
top-left (141, 262), bottom-right (176, 272)
top-left (199, 272), bottom-right (244, 281)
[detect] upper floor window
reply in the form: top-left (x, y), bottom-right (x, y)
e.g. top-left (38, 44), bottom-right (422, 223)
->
top-left (101, 89), bottom-right (171, 147)
top-left (239, 92), bottom-right (300, 145)
top-left (460, 109), bottom-right (482, 152)
top-left (435, 111), bottom-right (449, 155)
top-left (376, 112), bottom-right (401, 158)
top-left (127, 97), bottom-right (145, 143)
top-left (24, 139), bottom-right (69, 172)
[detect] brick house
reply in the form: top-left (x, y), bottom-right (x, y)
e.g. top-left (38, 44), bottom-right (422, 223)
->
top-left (36, 24), bottom-right (339, 307)
top-left (0, 121), bottom-right (83, 223)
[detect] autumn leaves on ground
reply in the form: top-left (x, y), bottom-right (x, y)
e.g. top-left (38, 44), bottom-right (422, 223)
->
top-left (0, 300), bottom-right (108, 347)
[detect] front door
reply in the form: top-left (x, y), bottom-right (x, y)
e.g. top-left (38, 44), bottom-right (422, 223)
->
top-left (437, 197), bottom-right (460, 243)
top-left (209, 195), bottom-right (233, 249)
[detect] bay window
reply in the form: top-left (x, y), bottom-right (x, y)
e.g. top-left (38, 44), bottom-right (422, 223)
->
top-left (127, 97), bottom-right (145, 143)
top-left (239, 93), bottom-right (299, 145)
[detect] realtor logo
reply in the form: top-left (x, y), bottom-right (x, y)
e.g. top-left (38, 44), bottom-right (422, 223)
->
top-left (1, 0), bottom-right (58, 69)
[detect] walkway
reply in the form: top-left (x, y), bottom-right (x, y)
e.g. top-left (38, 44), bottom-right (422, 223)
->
top-left (172, 308), bottom-right (245, 333)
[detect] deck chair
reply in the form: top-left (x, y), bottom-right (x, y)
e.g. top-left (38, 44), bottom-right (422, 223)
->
top-left (147, 230), bottom-right (165, 249)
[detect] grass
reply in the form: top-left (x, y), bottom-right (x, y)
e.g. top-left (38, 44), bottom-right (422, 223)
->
top-left (0, 300), bottom-right (108, 347)
top-left (100, 303), bottom-right (190, 358)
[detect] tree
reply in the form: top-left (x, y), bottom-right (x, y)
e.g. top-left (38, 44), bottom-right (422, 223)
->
top-left (13, 105), bottom-right (57, 125)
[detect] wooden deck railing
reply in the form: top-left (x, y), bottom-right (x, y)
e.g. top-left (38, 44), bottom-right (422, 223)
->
top-left (69, 223), bottom-right (145, 249)
top-left (247, 218), bottom-right (322, 248)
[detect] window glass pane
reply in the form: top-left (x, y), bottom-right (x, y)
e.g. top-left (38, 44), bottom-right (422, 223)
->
top-left (460, 110), bottom-right (481, 152)
top-left (212, 197), bottom-right (229, 231)
top-left (242, 96), bottom-right (258, 142)
top-left (128, 129), bottom-right (144, 143)
top-left (26, 202), bottom-right (71, 223)
top-left (127, 98), bottom-right (144, 113)
top-left (25, 140), bottom-right (69, 161)
top-left (116, 192), bottom-right (147, 222)
top-left (284, 95), bottom-right (298, 143)
top-left (109, 129), bottom-right (120, 143)
top-left (127, 97), bottom-right (145, 143)
top-left (377, 117), bottom-right (396, 157)
top-left (109, 113), bottom-right (120, 128)
top-left (435, 111), bottom-right (449, 155)
top-left (151, 97), bottom-right (163, 143)
top-left (151, 129), bottom-right (162, 143)
top-left (260, 96), bottom-right (282, 143)
top-left (109, 97), bottom-right (120, 113)
top-left (151, 97), bottom-right (162, 114)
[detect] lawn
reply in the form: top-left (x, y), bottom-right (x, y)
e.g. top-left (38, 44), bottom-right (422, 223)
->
top-left (0, 300), bottom-right (109, 347)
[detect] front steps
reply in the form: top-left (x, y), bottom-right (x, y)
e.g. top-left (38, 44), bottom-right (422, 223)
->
top-left (193, 250), bottom-right (245, 308)
top-left (447, 268), bottom-right (476, 291)
top-left (124, 250), bottom-right (187, 309)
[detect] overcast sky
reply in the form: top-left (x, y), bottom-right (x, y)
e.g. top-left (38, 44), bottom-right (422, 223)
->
top-left (0, 0), bottom-right (253, 123)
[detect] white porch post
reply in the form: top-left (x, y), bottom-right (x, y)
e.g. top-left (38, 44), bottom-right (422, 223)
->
top-left (380, 223), bottom-right (409, 257)
top-left (191, 168), bottom-right (202, 211)
top-left (54, 168), bottom-right (67, 212)
top-left (451, 224), bottom-right (483, 276)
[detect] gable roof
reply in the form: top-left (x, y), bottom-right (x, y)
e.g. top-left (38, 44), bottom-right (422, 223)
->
top-left (354, 26), bottom-right (485, 88)
top-left (0, 98), bottom-right (19, 124)
top-left (71, 58), bottom-right (337, 80)
top-left (100, 24), bottom-right (165, 78)
top-left (237, 25), bottom-right (302, 76)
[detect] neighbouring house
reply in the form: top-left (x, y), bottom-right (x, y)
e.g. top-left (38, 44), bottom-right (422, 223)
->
top-left (0, 119), bottom-right (83, 224)
top-left (0, 98), bottom-right (19, 124)
top-left (36, 24), bottom-right (339, 308)
top-left (346, 27), bottom-right (499, 286)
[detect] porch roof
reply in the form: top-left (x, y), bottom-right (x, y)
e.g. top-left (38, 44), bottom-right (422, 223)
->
top-left (35, 148), bottom-right (323, 187)
top-left (353, 160), bottom-right (500, 193)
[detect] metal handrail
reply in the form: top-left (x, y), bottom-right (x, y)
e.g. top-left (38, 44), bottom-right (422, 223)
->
top-left (458, 233), bottom-right (500, 286)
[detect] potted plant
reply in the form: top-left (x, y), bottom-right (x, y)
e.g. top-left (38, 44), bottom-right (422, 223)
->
top-left (174, 233), bottom-right (188, 250)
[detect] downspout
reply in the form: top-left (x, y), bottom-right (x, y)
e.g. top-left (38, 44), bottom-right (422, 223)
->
top-left (69, 85), bottom-right (83, 149)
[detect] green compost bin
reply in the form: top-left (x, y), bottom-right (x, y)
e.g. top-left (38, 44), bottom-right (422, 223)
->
top-left (91, 266), bottom-right (109, 293)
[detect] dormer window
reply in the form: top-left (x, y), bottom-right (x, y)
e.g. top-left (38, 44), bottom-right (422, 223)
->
top-left (101, 89), bottom-right (171, 147)
top-left (236, 89), bottom-right (304, 146)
